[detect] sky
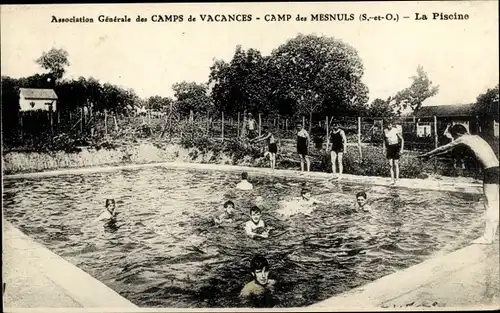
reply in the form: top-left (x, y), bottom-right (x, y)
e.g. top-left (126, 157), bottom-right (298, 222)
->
top-left (1, 1), bottom-right (498, 106)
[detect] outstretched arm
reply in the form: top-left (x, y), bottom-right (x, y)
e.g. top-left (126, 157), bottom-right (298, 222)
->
top-left (418, 140), bottom-right (461, 158)
top-left (252, 133), bottom-right (270, 143)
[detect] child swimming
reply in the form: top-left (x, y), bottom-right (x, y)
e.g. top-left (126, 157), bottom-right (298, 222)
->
top-left (240, 254), bottom-right (276, 305)
top-left (355, 192), bottom-right (372, 212)
top-left (276, 187), bottom-right (325, 217)
top-left (245, 206), bottom-right (273, 239)
top-left (95, 199), bottom-right (119, 222)
top-left (213, 200), bottom-right (235, 225)
top-left (236, 172), bottom-right (254, 190)
top-left (418, 124), bottom-right (499, 244)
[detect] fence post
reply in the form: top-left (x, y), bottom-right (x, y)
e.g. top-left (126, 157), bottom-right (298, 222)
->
top-left (434, 115), bottom-right (438, 148)
top-left (302, 116), bottom-right (305, 129)
top-left (277, 115), bottom-right (280, 130)
top-left (104, 109), bottom-right (108, 136)
top-left (358, 116), bottom-right (363, 158)
top-left (80, 106), bottom-right (84, 134)
top-left (258, 113), bottom-right (262, 136)
top-left (326, 116), bottom-right (329, 149)
top-left (237, 112), bottom-right (240, 138)
top-left (381, 119), bottom-right (385, 150)
top-left (221, 112), bottom-right (225, 142)
top-left (286, 119), bottom-right (288, 131)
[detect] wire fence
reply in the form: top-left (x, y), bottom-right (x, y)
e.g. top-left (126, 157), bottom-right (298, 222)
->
top-left (9, 109), bottom-right (478, 153)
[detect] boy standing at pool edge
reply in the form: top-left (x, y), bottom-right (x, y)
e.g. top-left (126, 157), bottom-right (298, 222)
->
top-left (418, 124), bottom-right (499, 245)
top-left (384, 121), bottom-right (404, 185)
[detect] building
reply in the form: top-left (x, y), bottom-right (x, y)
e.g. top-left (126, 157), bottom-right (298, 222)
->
top-left (414, 103), bottom-right (477, 137)
top-left (19, 88), bottom-right (58, 112)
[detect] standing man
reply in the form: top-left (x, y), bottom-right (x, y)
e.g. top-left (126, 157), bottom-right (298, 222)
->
top-left (329, 123), bottom-right (347, 181)
top-left (247, 113), bottom-right (257, 140)
top-left (384, 121), bottom-right (404, 185)
top-left (296, 123), bottom-right (311, 172)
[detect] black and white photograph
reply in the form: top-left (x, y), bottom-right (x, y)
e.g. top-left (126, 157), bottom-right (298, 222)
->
top-left (1, 1), bottom-right (499, 311)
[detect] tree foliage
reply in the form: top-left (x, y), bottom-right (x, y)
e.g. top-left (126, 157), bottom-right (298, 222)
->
top-left (476, 85), bottom-right (499, 119)
top-left (394, 65), bottom-right (439, 114)
top-left (35, 48), bottom-right (70, 80)
top-left (172, 81), bottom-right (211, 115)
top-left (367, 97), bottom-right (398, 118)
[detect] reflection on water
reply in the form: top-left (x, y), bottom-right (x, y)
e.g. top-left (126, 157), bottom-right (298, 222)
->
top-left (2, 167), bottom-right (484, 308)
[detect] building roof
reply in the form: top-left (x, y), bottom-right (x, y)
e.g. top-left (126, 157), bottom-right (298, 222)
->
top-left (415, 103), bottom-right (476, 117)
top-left (19, 88), bottom-right (58, 100)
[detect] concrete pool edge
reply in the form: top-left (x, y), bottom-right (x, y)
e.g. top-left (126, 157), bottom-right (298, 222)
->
top-left (310, 242), bottom-right (500, 310)
top-left (2, 220), bottom-right (138, 309)
top-left (3, 161), bottom-right (482, 194)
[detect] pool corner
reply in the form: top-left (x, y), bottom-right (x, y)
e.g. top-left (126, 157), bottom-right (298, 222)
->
top-left (2, 220), bottom-right (138, 309)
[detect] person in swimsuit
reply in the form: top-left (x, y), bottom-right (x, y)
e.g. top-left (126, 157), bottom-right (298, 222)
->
top-left (355, 192), bottom-right (372, 212)
top-left (384, 121), bottom-right (404, 185)
top-left (213, 200), bottom-right (235, 225)
top-left (239, 255), bottom-right (276, 306)
top-left (236, 172), bottom-right (254, 190)
top-left (296, 123), bottom-right (311, 172)
top-left (245, 206), bottom-right (273, 239)
top-left (329, 123), bottom-right (347, 180)
top-left (252, 126), bottom-right (279, 169)
top-left (247, 113), bottom-right (257, 140)
top-left (418, 124), bottom-right (499, 244)
top-left (95, 199), bottom-right (119, 222)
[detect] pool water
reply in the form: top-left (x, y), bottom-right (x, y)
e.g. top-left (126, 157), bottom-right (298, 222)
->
top-left (2, 167), bottom-right (485, 308)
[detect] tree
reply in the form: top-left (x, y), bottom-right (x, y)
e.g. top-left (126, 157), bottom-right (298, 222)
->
top-left (172, 81), bottom-right (212, 117)
top-left (35, 48), bottom-right (70, 81)
top-left (394, 65), bottom-right (439, 115)
top-left (267, 34), bottom-right (369, 131)
top-left (209, 46), bottom-right (273, 116)
top-left (475, 85), bottom-right (499, 136)
top-left (146, 95), bottom-right (173, 112)
top-left (366, 97), bottom-right (398, 118)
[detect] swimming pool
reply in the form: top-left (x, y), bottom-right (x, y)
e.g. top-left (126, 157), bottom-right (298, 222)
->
top-left (2, 166), bottom-right (485, 308)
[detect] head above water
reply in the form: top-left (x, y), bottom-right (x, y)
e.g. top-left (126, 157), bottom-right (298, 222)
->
top-left (301, 187), bottom-right (311, 200)
top-left (241, 172), bottom-right (248, 180)
top-left (223, 200), bottom-right (235, 214)
top-left (250, 254), bottom-right (270, 285)
top-left (250, 206), bottom-right (262, 223)
top-left (105, 199), bottom-right (116, 211)
top-left (356, 192), bottom-right (367, 207)
top-left (447, 124), bottom-right (469, 139)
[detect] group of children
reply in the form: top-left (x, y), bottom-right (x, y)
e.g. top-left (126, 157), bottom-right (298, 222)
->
top-left (92, 122), bottom-right (498, 306)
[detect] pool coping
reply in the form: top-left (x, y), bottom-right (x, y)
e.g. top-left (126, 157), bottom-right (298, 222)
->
top-left (310, 241), bottom-right (499, 311)
top-left (3, 161), bottom-right (483, 195)
top-left (2, 220), bottom-right (138, 309)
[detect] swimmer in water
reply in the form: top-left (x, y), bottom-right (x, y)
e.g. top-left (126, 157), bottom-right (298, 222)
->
top-left (355, 192), bottom-right (372, 212)
top-left (213, 200), bottom-right (235, 225)
top-left (300, 187), bottom-right (325, 206)
top-left (418, 124), bottom-right (499, 245)
top-left (95, 199), bottom-right (119, 222)
top-left (240, 254), bottom-right (276, 305)
top-left (245, 206), bottom-right (273, 239)
top-left (236, 172), bottom-right (254, 190)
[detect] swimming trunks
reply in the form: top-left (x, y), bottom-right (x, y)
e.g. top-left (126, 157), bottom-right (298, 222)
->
top-left (297, 136), bottom-right (308, 156)
top-left (330, 131), bottom-right (344, 153)
top-left (386, 144), bottom-right (401, 160)
top-left (268, 143), bottom-right (277, 154)
top-left (483, 166), bottom-right (499, 184)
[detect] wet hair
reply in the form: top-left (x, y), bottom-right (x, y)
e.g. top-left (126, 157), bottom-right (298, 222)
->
top-left (223, 200), bottom-right (234, 208)
top-left (241, 172), bottom-right (248, 180)
top-left (105, 199), bottom-right (115, 208)
top-left (356, 192), bottom-right (367, 199)
top-left (448, 124), bottom-right (469, 139)
top-left (250, 254), bottom-right (269, 272)
top-left (250, 206), bottom-right (261, 215)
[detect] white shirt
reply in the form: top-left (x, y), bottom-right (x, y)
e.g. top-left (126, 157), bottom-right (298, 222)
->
top-left (297, 129), bottom-right (309, 138)
top-left (385, 127), bottom-right (400, 146)
top-left (248, 119), bottom-right (256, 130)
top-left (97, 210), bottom-right (114, 221)
top-left (236, 180), bottom-right (253, 190)
top-left (245, 219), bottom-right (266, 236)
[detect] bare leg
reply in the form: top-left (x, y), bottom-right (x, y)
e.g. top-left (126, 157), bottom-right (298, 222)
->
top-left (300, 155), bottom-right (304, 172)
top-left (394, 159), bottom-right (400, 182)
top-left (330, 151), bottom-right (337, 176)
top-left (306, 156), bottom-right (310, 172)
top-left (388, 159), bottom-right (395, 184)
top-left (472, 184), bottom-right (499, 244)
top-left (271, 153), bottom-right (276, 169)
top-left (338, 152), bottom-right (344, 180)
